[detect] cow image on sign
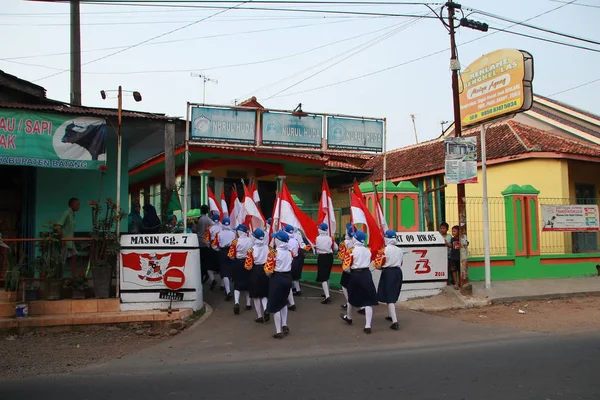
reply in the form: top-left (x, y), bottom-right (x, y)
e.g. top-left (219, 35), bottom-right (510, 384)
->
top-left (163, 268), bottom-right (186, 291)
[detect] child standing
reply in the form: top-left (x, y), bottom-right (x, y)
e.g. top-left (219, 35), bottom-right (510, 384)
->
top-left (439, 222), bottom-right (452, 285)
top-left (449, 225), bottom-right (461, 290)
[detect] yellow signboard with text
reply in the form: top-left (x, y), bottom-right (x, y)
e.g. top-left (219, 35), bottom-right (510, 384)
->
top-left (459, 49), bottom-right (533, 127)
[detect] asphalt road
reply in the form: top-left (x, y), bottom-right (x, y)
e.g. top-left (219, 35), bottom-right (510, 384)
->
top-left (2, 333), bottom-right (598, 400)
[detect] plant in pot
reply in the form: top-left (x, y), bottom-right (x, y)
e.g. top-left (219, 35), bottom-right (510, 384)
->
top-left (38, 228), bottom-right (65, 301)
top-left (3, 244), bottom-right (20, 302)
top-left (66, 275), bottom-right (88, 300)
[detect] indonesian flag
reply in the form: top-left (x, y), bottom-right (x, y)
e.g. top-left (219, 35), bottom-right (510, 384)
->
top-left (230, 186), bottom-right (243, 228)
top-left (317, 176), bottom-right (336, 237)
top-left (251, 181), bottom-right (261, 203)
top-left (243, 184), bottom-right (265, 230)
top-left (273, 182), bottom-right (318, 245)
top-left (350, 191), bottom-right (384, 259)
top-left (353, 178), bottom-right (364, 200)
top-left (207, 186), bottom-right (222, 216)
top-left (220, 190), bottom-right (229, 218)
top-left (373, 182), bottom-right (388, 235)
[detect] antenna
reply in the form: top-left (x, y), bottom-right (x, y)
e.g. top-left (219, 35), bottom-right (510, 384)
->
top-left (440, 120), bottom-right (450, 135)
top-left (410, 114), bottom-right (419, 144)
top-left (190, 72), bottom-right (218, 104)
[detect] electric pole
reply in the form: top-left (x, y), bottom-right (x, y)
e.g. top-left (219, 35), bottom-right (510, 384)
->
top-left (70, 0), bottom-right (81, 105)
top-left (191, 73), bottom-right (218, 104)
top-left (410, 114), bottom-right (419, 144)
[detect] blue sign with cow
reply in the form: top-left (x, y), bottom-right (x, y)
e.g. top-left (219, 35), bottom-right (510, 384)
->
top-left (327, 117), bottom-right (383, 152)
top-left (191, 106), bottom-right (256, 144)
top-left (261, 112), bottom-right (323, 148)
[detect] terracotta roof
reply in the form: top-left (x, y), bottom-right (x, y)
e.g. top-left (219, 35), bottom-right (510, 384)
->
top-left (237, 96), bottom-right (264, 109)
top-left (0, 102), bottom-right (177, 120)
top-left (530, 105), bottom-right (600, 139)
top-left (326, 160), bottom-right (371, 172)
top-left (366, 120), bottom-right (600, 181)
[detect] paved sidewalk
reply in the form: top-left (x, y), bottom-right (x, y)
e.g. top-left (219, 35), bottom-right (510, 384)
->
top-left (398, 277), bottom-right (600, 312)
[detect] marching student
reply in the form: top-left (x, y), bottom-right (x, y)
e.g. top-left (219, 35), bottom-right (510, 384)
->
top-left (284, 224), bottom-right (299, 310)
top-left (338, 223), bottom-right (355, 310)
top-left (265, 230), bottom-right (294, 339)
top-left (212, 217), bottom-right (235, 301)
top-left (229, 224), bottom-right (254, 315)
top-left (246, 228), bottom-right (270, 323)
top-left (340, 230), bottom-right (378, 334)
top-left (374, 230), bottom-right (404, 331)
top-left (205, 213), bottom-right (222, 291)
top-left (291, 226), bottom-right (308, 296)
top-left (266, 217), bottom-right (273, 236)
top-left (315, 222), bottom-right (338, 304)
top-left (197, 205), bottom-right (213, 285)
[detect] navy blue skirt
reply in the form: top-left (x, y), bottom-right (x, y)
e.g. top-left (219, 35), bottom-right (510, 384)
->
top-left (207, 248), bottom-right (220, 272)
top-left (266, 272), bottom-right (293, 314)
top-left (377, 267), bottom-right (403, 304)
top-left (348, 269), bottom-right (378, 307)
top-left (219, 247), bottom-right (233, 279)
top-left (233, 258), bottom-right (251, 291)
top-left (340, 271), bottom-right (351, 288)
top-left (291, 255), bottom-right (304, 280)
top-left (316, 253), bottom-right (334, 282)
top-left (249, 264), bottom-right (269, 299)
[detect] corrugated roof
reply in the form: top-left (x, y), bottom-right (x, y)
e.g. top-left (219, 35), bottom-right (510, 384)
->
top-left (0, 102), bottom-right (178, 120)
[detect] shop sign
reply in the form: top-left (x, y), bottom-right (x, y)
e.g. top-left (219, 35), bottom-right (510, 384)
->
top-left (444, 136), bottom-right (478, 184)
top-left (191, 106), bottom-right (256, 144)
top-left (0, 110), bottom-right (107, 170)
top-left (326, 117), bottom-right (383, 152)
top-left (542, 204), bottom-right (599, 232)
top-left (460, 48), bottom-right (534, 127)
top-left (262, 112), bottom-right (322, 148)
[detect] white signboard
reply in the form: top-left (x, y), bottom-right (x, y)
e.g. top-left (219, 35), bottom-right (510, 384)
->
top-left (394, 231), bottom-right (447, 282)
top-left (444, 136), bottom-right (478, 184)
top-left (542, 204), bottom-right (599, 232)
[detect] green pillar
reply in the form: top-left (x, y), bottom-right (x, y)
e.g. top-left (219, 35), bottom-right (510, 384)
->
top-left (199, 170), bottom-right (211, 206)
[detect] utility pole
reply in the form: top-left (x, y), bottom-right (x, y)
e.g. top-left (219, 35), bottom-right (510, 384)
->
top-left (191, 73), bottom-right (218, 104)
top-left (410, 114), bottom-right (419, 143)
top-left (70, 0), bottom-right (82, 105)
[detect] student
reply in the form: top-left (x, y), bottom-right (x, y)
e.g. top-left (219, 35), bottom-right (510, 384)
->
top-left (315, 222), bottom-right (338, 304)
top-left (340, 230), bottom-right (378, 334)
top-left (439, 222), bottom-right (453, 285)
top-left (449, 225), bottom-right (467, 290)
top-left (213, 217), bottom-right (235, 300)
top-left (338, 223), bottom-right (355, 310)
top-left (206, 213), bottom-right (222, 291)
top-left (374, 230), bottom-right (404, 331)
top-left (286, 225), bottom-right (304, 296)
top-left (284, 224), bottom-right (299, 311)
top-left (228, 224), bottom-right (253, 315)
top-left (265, 230), bottom-right (294, 339)
top-left (247, 228), bottom-right (270, 323)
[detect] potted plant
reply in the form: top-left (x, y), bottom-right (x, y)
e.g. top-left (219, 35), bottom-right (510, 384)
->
top-left (67, 275), bottom-right (88, 300)
top-left (38, 228), bottom-right (65, 301)
top-left (3, 248), bottom-right (20, 302)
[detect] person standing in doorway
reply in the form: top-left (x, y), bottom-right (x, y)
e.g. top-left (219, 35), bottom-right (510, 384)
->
top-left (315, 222), bottom-right (338, 304)
top-left (56, 197), bottom-right (80, 259)
top-left (196, 205), bottom-right (213, 285)
top-left (128, 202), bottom-right (143, 234)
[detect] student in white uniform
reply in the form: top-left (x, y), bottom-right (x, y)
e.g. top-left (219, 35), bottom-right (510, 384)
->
top-left (374, 230), bottom-right (404, 331)
top-left (205, 213), bottom-right (222, 291)
top-left (228, 224), bottom-right (253, 315)
top-left (246, 228), bottom-right (270, 323)
top-left (338, 223), bottom-right (355, 310)
top-left (265, 230), bottom-right (294, 339)
top-left (315, 222), bottom-right (338, 304)
top-left (212, 217), bottom-right (235, 301)
top-left (284, 225), bottom-right (299, 311)
top-left (291, 226), bottom-right (307, 295)
top-left (340, 230), bottom-right (378, 334)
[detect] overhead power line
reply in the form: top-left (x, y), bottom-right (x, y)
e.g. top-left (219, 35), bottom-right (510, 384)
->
top-left (487, 27), bottom-right (600, 53)
top-left (547, 0), bottom-right (600, 9)
top-left (549, 78), bottom-right (600, 96)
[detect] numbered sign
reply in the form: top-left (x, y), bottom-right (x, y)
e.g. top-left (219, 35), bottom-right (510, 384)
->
top-left (394, 231), bottom-right (447, 283)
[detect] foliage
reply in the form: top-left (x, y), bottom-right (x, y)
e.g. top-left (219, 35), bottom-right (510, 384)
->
top-left (66, 275), bottom-right (89, 290)
top-left (3, 250), bottom-right (21, 293)
top-left (87, 198), bottom-right (125, 269)
top-left (37, 223), bottom-right (64, 279)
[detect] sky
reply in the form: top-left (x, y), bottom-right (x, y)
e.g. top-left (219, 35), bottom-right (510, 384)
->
top-left (1, 0), bottom-right (599, 151)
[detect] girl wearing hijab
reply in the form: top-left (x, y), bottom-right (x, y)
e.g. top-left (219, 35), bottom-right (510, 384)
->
top-left (265, 230), bottom-right (293, 339)
top-left (142, 204), bottom-right (161, 234)
top-left (374, 230), bottom-right (404, 331)
top-left (128, 202), bottom-right (143, 233)
top-left (246, 228), bottom-right (270, 323)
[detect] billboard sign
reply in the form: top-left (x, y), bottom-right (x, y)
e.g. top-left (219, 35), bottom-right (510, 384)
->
top-left (262, 112), bottom-right (322, 148)
top-left (460, 48), bottom-right (534, 127)
top-left (191, 106), bottom-right (256, 144)
top-left (444, 136), bottom-right (478, 184)
top-left (542, 204), bottom-right (599, 232)
top-left (0, 110), bottom-right (106, 170)
top-left (327, 117), bottom-right (383, 152)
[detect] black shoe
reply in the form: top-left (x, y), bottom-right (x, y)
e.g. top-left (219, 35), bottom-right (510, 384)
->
top-left (293, 291), bottom-right (302, 297)
top-left (321, 297), bottom-right (332, 305)
top-left (390, 322), bottom-right (399, 331)
top-left (385, 316), bottom-right (393, 322)
top-left (255, 317), bottom-right (265, 323)
top-left (358, 308), bottom-right (366, 315)
top-left (220, 285), bottom-right (225, 291)
top-left (340, 314), bottom-right (353, 325)
top-left (321, 294), bottom-right (326, 298)
top-left (273, 333), bottom-right (284, 339)
top-left (210, 280), bottom-right (217, 291)
top-left (282, 326), bottom-right (290, 335)
top-left (245, 305), bottom-right (252, 311)
top-left (233, 304), bottom-right (240, 314)
top-left (364, 328), bottom-right (372, 334)
top-left (225, 293), bottom-right (232, 301)
top-left (341, 303), bottom-right (348, 310)
top-left (264, 312), bottom-right (270, 323)
top-left (288, 305), bottom-right (297, 311)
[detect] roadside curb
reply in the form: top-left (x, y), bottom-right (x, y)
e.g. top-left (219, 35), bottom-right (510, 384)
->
top-left (488, 291), bottom-right (600, 305)
top-left (184, 303), bottom-right (213, 332)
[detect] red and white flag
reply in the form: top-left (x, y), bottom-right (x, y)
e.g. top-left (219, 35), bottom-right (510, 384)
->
top-left (230, 187), bottom-right (243, 227)
top-left (317, 176), bottom-right (336, 236)
top-left (220, 190), bottom-right (229, 218)
top-left (372, 182), bottom-right (388, 235)
top-left (207, 186), bottom-right (222, 217)
top-left (243, 184), bottom-right (265, 230)
top-left (353, 178), bottom-right (364, 200)
top-left (350, 191), bottom-right (384, 259)
top-left (251, 181), bottom-right (261, 204)
top-left (273, 182), bottom-right (318, 245)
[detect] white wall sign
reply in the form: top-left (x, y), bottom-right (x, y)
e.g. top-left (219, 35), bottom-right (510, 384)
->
top-left (542, 204), bottom-right (599, 232)
top-left (395, 231), bottom-right (448, 282)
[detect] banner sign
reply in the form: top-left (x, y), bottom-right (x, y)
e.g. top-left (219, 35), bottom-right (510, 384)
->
top-left (0, 110), bottom-right (107, 170)
top-left (395, 231), bottom-right (447, 283)
top-left (460, 48), bottom-right (534, 127)
top-left (444, 136), bottom-right (478, 184)
top-left (262, 112), bottom-right (322, 148)
top-left (191, 106), bottom-right (256, 144)
top-left (327, 117), bottom-right (383, 152)
top-left (542, 204), bottom-right (599, 232)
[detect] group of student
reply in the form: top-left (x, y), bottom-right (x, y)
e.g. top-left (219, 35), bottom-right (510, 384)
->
top-left (193, 205), bottom-right (406, 338)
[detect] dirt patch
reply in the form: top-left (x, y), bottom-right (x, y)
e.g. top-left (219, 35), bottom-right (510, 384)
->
top-left (432, 295), bottom-right (600, 334)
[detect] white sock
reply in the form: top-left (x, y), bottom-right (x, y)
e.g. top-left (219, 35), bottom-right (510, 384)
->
top-left (287, 290), bottom-right (295, 306)
top-left (245, 292), bottom-right (251, 307)
top-left (342, 287), bottom-right (349, 304)
top-left (223, 277), bottom-right (231, 294)
top-left (293, 281), bottom-right (301, 292)
top-left (346, 304), bottom-right (353, 320)
top-left (365, 306), bottom-right (373, 329)
top-left (234, 290), bottom-right (240, 304)
top-left (274, 311), bottom-right (282, 334)
top-left (321, 281), bottom-right (330, 298)
top-left (388, 303), bottom-right (398, 323)
top-left (207, 271), bottom-right (215, 281)
top-left (281, 305), bottom-right (288, 327)
top-left (261, 297), bottom-right (268, 311)
top-left (254, 299), bottom-right (263, 318)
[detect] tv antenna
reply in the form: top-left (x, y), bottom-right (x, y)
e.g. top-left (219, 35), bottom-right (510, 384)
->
top-left (440, 120), bottom-right (450, 135)
top-left (410, 114), bottom-right (419, 144)
top-left (190, 73), bottom-right (218, 104)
